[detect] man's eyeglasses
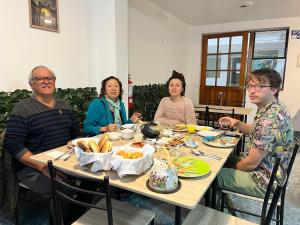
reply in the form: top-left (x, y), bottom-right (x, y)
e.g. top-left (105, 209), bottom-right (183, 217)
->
top-left (245, 85), bottom-right (271, 92)
top-left (31, 76), bottom-right (56, 83)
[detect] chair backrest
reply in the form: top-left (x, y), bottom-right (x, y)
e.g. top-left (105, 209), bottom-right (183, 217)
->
top-left (206, 106), bottom-right (235, 129)
top-left (260, 157), bottom-right (288, 225)
top-left (47, 160), bottom-right (113, 225)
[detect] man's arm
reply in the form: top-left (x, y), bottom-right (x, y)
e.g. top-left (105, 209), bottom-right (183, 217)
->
top-left (236, 147), bottom-right (267, 171)
top-left (18, 150), bottom-right (49, 176)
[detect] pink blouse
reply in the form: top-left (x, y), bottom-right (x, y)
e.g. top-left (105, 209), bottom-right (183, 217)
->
top-left (154, 97), bottom-right (196, 126)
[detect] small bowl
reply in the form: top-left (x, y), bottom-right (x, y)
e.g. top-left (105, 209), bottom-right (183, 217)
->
top-left (121, 129), bottom-right (134, 139)
top-left (108, 132), bottom-right (121, 141)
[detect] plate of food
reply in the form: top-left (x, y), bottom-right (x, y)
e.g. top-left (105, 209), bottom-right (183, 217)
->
top-left (173, 124), bottom-right (187, 132)
top-left (202, 136), bottom-right (238, 148)
top-left (196, 126), bottom-right (214, 131)
top-left (165, 138), bottom-right (184, 147)
top-left (172, 156), bottom-right (210, 178)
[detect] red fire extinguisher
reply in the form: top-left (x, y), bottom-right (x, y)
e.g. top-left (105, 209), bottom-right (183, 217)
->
top-left (128, 74), bottom-right (133, 109)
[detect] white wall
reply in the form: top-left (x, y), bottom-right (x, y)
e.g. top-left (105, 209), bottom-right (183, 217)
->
top-left (0, 0), bottom-right (128, 103)
top-left (188, 17), bottom-right (300, 124)
top-left (128, 0), bottom-right (190, 91)
top-left (0, 0), bottom-right (89, 91)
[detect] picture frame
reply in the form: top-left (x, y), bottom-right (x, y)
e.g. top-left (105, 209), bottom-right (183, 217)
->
top-left (29, 0), bottom-right (59, 32)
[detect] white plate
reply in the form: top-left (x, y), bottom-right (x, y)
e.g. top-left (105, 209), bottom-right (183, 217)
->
top-left (72, 137), bottom-right (99, 145)
top-left (173, 128), bottom-right (187, 132)
top-left (202, 136), bottom-right (238, 148)
top-left (196, 126), bottom-right (214, 131)
top-left (122, 124), bottom-right (136, 129)
top-left (197, 130), bottom-right (220, 137)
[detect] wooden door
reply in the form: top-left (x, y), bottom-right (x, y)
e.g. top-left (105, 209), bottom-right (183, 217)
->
top-left (200, 32), bottom-right (248, 107)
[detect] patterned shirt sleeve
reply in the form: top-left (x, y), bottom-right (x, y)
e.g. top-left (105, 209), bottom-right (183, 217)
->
top-left (250, 116), bottom-right (278, 153)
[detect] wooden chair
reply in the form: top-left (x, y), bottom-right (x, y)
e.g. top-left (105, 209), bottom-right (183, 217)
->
top-left (47, 160), bottom-right (155, 225)
top-left (220, 143), bottom-right (299, 225)
top-left (183, 156), bottom-right (287, 225)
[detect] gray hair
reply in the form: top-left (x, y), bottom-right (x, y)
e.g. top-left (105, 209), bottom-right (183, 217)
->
top-left (28, 65), bottom-right (54, 83)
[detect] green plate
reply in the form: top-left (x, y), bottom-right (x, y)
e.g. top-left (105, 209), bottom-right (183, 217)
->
top-left (172, 156), bottom-right (211, 178)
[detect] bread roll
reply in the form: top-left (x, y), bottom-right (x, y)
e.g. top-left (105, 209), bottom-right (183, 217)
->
top-left (89, 140), bottom-right (100, 153)
top-left (98, 134), bottom-right (109, 150)
top-left (77, 140), bottom-right (90, 152)
top-left (101, 141), bottom-right (112, 153)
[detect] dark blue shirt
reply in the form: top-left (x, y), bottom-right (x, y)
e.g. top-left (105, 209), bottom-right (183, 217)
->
top-left (4, 97), bottom-right (80, 172)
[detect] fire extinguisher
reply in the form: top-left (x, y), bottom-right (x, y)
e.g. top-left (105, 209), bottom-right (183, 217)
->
top-left (128, 74), bottom-right (133, 109)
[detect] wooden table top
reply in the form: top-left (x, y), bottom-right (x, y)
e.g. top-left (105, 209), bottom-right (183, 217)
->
top-left (194, 104), bottom-right (253, 116)
top-left (31, 135), bottom-right (234, 210)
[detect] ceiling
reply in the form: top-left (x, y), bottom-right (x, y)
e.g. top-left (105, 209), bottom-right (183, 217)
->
top-left (149, 0), bottom-right (300, 25)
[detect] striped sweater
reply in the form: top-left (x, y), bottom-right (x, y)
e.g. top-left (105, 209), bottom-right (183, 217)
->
top-left (4, 97), bottom-right (80, 172)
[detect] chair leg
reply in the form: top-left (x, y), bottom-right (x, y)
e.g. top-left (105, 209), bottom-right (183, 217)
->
top-left (221, 192), bottom-right (225, 212)
top-left (280, 191), bottom-right (285, 225)
top-left (14, 186), bottom-right (20, 225)
top-left (276, 205), bottom-right (281, 225)
top-left (150, 218), bottom-right (154, 225)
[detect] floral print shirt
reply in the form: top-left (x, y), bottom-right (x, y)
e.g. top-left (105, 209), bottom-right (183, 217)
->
top-left (248, 99), bottom-right (294, 189)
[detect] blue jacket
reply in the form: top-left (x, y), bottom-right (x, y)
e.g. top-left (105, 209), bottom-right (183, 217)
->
top-left (83, 97), bottom-right (131, 136)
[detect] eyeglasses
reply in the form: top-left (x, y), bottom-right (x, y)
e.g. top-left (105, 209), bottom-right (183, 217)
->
top-left (245, 85), bottom-right (271, 92)
top-left (31, 76), bottom-right (56, 83)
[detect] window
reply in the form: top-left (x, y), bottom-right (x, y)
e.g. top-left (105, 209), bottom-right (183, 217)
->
top-left (250, 29), bottom-right (289, 88)
top-left (205, 35), bottom-right (244, 87)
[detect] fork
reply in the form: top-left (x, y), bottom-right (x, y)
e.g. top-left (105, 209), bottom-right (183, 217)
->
top-left (192, 150), bottom-right (222, 160)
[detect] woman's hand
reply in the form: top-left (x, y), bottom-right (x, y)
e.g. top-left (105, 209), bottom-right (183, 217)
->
top-left (131, 112), bottom-right (142, 123)
top-left (100, 123), bottom-right (117, 132)
top-left (218, 116), bottom-right (240, 129)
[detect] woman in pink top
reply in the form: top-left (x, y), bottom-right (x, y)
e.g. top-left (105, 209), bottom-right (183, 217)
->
top-left (154, 71), bottom-right (196, 126)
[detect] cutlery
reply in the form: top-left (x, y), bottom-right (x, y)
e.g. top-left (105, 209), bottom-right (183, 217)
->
top-left (63, 150), bottom-right (74, 161)
top-left (192, 150), bottom-right (222, 160)
top-left (54, 146), bottom-right (74, 161)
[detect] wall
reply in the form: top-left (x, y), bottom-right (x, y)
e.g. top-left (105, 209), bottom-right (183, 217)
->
top-left (0, 0), bottom-right (89, 91)
top-left (128, 0), bottom-right (191, 94)
top-left (0, 0), bottom-right (128, 104)
top-left (188, 17), bottom-right (300, 124)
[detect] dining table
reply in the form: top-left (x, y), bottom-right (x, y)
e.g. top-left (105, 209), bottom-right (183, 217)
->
top-left (30, 129), bottom-right (239, 225)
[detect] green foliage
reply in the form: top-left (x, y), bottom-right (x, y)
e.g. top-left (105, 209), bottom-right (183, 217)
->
top-left (130, 84), bottom-right (168, 121)
top-left (0, 90), bottom-right (31, 130)
top-left (55, 87), bottom-right (98, 129)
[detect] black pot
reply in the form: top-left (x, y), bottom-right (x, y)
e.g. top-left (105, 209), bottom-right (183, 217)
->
top-left (141, 124), bottom-right (160, 138)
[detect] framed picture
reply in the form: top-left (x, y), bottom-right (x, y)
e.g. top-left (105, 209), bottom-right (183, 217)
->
top-left (29, 0), bottom-right (59, 32)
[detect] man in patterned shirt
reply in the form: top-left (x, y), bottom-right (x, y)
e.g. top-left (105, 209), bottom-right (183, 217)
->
top-left (217, 68), bottom-right (294, 198)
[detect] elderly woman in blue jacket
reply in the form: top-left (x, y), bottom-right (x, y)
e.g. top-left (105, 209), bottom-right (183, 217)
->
top-left (83, 76), bottom-right (141, 136)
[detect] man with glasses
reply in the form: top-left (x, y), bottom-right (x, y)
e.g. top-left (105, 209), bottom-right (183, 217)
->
top-left (217, 68), bottom-right (293, 198)
top-left (4, 65), bottom-right (80, 204)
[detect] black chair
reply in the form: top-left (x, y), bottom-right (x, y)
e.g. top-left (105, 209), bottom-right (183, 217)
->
top-left (183, 156), bottom-right (287, 225)
top-left (196, 106), bottom-right (235, 129)
top-left (220, 143), bottom-right (299, 225)
top-left (47, 160), bottom-right (155, 225)
top-left (206, 106), bottom-right (235, 129)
